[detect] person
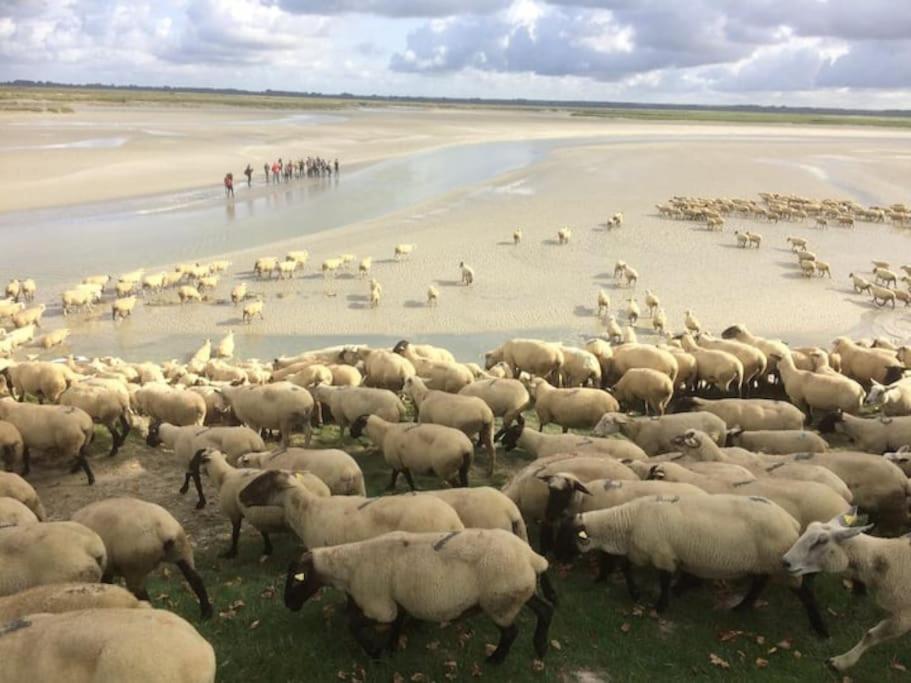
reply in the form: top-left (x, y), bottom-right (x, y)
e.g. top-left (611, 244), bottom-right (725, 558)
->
top-left (271, 161), bottom-right (280, 183)
top-left (334, 158), bottom-right (339, 174)
top-left (244, 164), bottom-right (253, 187)
top-left (263, 163), bottom-right (270, 184)
top-left (224, 173), bottom-right (234, 198)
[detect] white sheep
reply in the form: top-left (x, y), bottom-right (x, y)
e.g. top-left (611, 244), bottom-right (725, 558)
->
top-left (242, 299), bottom-right (264, 323)
top-left (528, 377), bottom-right (619, 433)
top-left (513, 228), bottom-right (522, 244)
top-left (237, 446), bottom-right (366, 496)
top-left (684, 309), bottom-right (701, 334)
top-left (217, 382), bottom-right (314, 448)
top-left (358, 256), bottom-right (372, 277)
top-left (0, 472), bottom-right (43, 519)
top-left (459, 260), bottom-right (475, 286)
top-left (610, 368), bottom-right (674, 415)
top-left (496, 415), bottom-right (647, 461)
top-left (866, 377), bottom-right (911, 416)
top-left (394, 243), bottom-right (415, 260)
top-left (177, 285), bottom-right (201, 303)
top-left (593, 411), bottom-right (726, 456)
top-left (596, 289), bottom-right (610, 316)
top-left (772, 351), bottom-right (864, 418)
top-left (230, 282), bottom-right (247, 306)
top-left (427, 285), bottom-right (439, 306)
top-left (557, 227), bottom-right (572, 244)
top-left (817, 411), bottom-right (911, 453)
top-left (644, 290), bottom-right (659, 317)
top-left (111, 295), bottom-right (137, 321)
top-left (626, 298), bottom-right (640, 325)
top-left (672, 396), bottom-right (805, 430)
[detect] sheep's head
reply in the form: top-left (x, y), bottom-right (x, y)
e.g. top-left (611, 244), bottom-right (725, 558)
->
top-left (720, 324), bottom-right (744, 340)
top-left (592, 413), bottom-right (627, 437)
top-left (392, 340), bottom-right (410, 356)
top-left (552, 514), bottom-right (589, 562)
top-left (349, 414), bottom-right (370, 439)
top-left (239, 469), bottom-right (297, 507)
top-left (671, 429), bottom-right (702, 451)
top-left (145, 421), bottom-right (162, 447)
top-left (884, 446), bottom-right (911, 476)
top-left (538, 473), bottom-right (591, 522)
top-left (816, 410), bottom-right (844, 434)
top-left (285, 554), bottom-right (324, 611)
top-left (781, 510), bottom-right (873, 577)
top-left (493, 415), bottom-right (524, 451)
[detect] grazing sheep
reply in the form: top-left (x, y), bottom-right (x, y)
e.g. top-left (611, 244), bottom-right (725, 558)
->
top-left (611, 367), bottom-right (674, 415)
top-left (459, 261), bottom-right (475, 285)
top-left (217, 382), bottom-right (314, 448)
top-left (782, 512), bottom-right (911, 671)
top-left (458, 377), bottom-right (530, 429)
top-left (0, 521), bottom-right (106, 596)
top-left (281, 529), bottom-right (552, 663)
top-left (593, 411), bottom-right (727, 456)
top-left (560, 494), bottom-right (828, 635)
top-left (237, 446), bottom-right (366, 496)
top-left (496, 415), bottom-right (647, 461)
top-left (72, 498), bottom-right (211, 618)
top-left (745, 231), bottom-right (762, 248)
top-left (242, 299), bottom-right (264, 323)
top-left (394, 243), bottom-right (415, 260)
top-left (351, 414), bottom-right (474, 489)
top-left (230, 282), bottom-right (247, 305)
top-left (0, 608), bottom-right (216, 683)
top-left (671, 396), bottom-right (806, 430)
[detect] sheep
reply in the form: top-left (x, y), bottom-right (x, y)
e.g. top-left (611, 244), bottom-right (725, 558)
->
top-left (0, 583), bottom-right (144, 622)
top-left (0, 497), bottom-right (37, 526)
top-left (403, 376), bottom-right (496, 473)
top-left (0, 398), bottom-right (96, 483)
top-left (874, 267), bottom-right (898, 286)
top-left (3, 324), bottom-right (36, 349)
top-left (679, 332), bottom-right (744, 394)
top-left (866, 377), bottom-right (911, 416)
top-left (528, 377), bottom-right (619, 433)
top-left (725, 427), bottom-right (828, 454)
top-left (288, 363), bottom-right (333, 388)
top-left (604, 315), bottom-right (623, 343)
top-left (720, 323), bottom-right (796, 376)
top-left (2, 361), bottom-right (78, 404)
top-left (623, 266), bottom-right (639, 288)
top-left (59, 381), bottom-right (132, 457)
top-left (358, 256), bottom-right (372, 278)
top-left (782, 512), bottom-right (911, 671)
top-left (459, 260), bottom-right (475, 285)
top-left (230, 282), bottom-right (247, 305)
top-left (832, 337), bottom-right (904, 385)
top-left (849, 272), bottom-right (873, 294)
top-left (625, 298), bottom-right (640, 325)
top-left (892, 288), bottom-right (911, 306)
top-left (746, 231), bottom-right (762, 248)
top-left (421, 487), bottom-right (529, 542)
top-left (111, 295), bottom-right (137, 321)
top-left (734, 230), bottom-right (749, 248)
top-left (208, 259), bottom-right (231, 273)
top-left (118, 268), bottom-right (144, 285)
top-left (11, 304), bottom-right (45, 329)
top-left (188, 449), bottom-right (328, 557)
top-left (134, 384), bottom-right (207, 430)
top-left (162, 270), bottom-right (184, 288)
top-left (0, 521), bottom-right (107, 596)
top-left (671, 396), bottom-right (806, 430)
top-left (242, 299), bottom-right (264, 323)
top-left (643, 290), bottom-right (659, 317)
top-left (684, 310), bottom-right (701, 334)
top-left (584, 338), bottom-right (613, 383)
top-left (369, 283), bottom-right (381, 308)
top-left (513, 228), bottom-right (522, 244)
top-left (496, 415), bottom-right (647, 461)
top-left (870, 284), bottom-right (896, 308)
top-left (310, 384), bottom-right (405, 439)
top-left (0, 608), bottom-right (216, 683)
top-left (772, 351), bottom-right (864, 418)
top-left (485, 339), bottom-right (564, 384)
top-left (219, 381), bottom-right (315, 447)
top-left (596, 289), bottom-right (610, 316)
top-left (285, 250), bottom-right (309, 268)
top-left (593, 411), bottom-right (727, 456)
top-left (274, 259), bottom-right (297, 280)
top-left (816, 216), bottom-right (828, 229)
top-left (72, 498), bottom-right (211, 618)
top-left (394, 243), bottom-right (415, 260)
top-left (393, 340), bottom-right (473, 393)
top-left (427, 285), bottom-right (439, 306)
top-left (558, 345), bottom-right (602, 387)
top-left (814, 260), bottom-right (832, 278)
top-left (818, 411), bottom-right (911, 454)
top-left (339, 346), bottom-right (415, 390)
top-left (215, 330), bottom-right (234, 359)
top-left (4, 279), bottom-right (22, 302)
top-left (458, 377), bottom-right (530, 429)
top-left (281, 529), bottom-right (552, 663)
top-left (177, 285), bottom-right (201, 303)
top-left (196, 274), bottom-right (219, 293)
top-left (351, 414), bottom-right (474, 489)
top-left (695, 332), bottom-right (768, 389)
top-left (61, 288), bottom-right (94, 315)
top-left (611, 367), bottom-right (673, 415)
top-left (254, 257), bottom-right (278, 278)
top-left (652, 307), bottom-right (667, 336)
top-left (236, 446), bottom-right (366, 496)
top-left (0, 471), bottom-right (44, 519)
top-left (605, 343), bottom-right (678, 386)
top-left (114, 279), bottom-right (135, 297)
top-left (141, 271), bottom-right (167, 293)
top-left (560, 494), bottom-right (828, 635)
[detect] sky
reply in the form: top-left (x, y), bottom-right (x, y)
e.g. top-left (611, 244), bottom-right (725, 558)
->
top-left (2, 0), bottom-right (911, 109)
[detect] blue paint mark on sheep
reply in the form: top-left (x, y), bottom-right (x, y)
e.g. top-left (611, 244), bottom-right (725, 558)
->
top-left (602, 480), bottom-right (623, 490)
top-left (357, 498), bottom-right (379, 510)
top-left (765, 462), bottom-right (786, 472)
top-left (732, 480), bottom-right (753, 488)
top-left (793, 452), bottom-right (815, 461)
top-left (653, 495), bottom-right (679, 504)
top-left (748, 496), bottom-right (771, 504)
top-left (433, 531), bottom-right (461, 551)
top-left (0, 618), bottom-right (31, 638)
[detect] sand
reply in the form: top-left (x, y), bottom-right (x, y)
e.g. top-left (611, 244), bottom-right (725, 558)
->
top-left (1, 104), bottom-right (911, 364)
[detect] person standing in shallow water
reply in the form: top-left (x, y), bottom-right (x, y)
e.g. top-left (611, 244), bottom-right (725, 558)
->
top-left (224, 173), bottom-right (234, 198)
top-left (334, 158), bottom-right (339, 174)
top-left (244, 164), bottom-right (253, 187)
top-left (263, 162), bottom-right (270, 184)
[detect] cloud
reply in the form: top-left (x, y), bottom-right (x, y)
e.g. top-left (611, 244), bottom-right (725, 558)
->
top-left (273, 0), bottom-right (509, 18)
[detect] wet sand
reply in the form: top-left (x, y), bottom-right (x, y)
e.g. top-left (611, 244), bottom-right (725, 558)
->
top-left (2, 104), bottom-right (910, 363)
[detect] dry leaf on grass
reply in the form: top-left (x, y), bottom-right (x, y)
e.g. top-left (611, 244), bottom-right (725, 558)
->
top-left (550, 640), bottom-right (562, 650)
top-left (248, 619), bottom-right (260, 631)
top-left (891, 659), bottom-right (907, 672)
top-left (531, 659), bottom-right (545, 672)
top-left (709, 653), bottom-right (731, 670)
top-left (620, 623), bottom-right (631, 633)
top-left (484, 644), bottom-right (497, 657)
top-left (755, 658), bottom-right (769, 669)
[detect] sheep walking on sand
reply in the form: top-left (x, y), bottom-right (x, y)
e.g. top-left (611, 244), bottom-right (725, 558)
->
top-left (557, 227), bottom-right (572, 244)
top-left (684, 309), bottom-right (701, 334)
top-left (358, 257), bottom-right (372, 278)
top-left (626, 298), bottom-right (640, 326)
top-left (369, 280), bottom-right (382, 308)
top-left (513, 228), bottom-right (522, 245)
top-left (242, 299), bottom-right (264, 324)
top-left (427, 286), bottom-right (439, 307)
top-left (623, 266), bottom-right (639, 288)
top-left (394, 244), bottom-right (415, 261)
top-left (597, 290), bottom-right (610, 317)
top-left (460, 261), bottom-right (474, 286)
top-left (644, 290), bottom-right (660, 317)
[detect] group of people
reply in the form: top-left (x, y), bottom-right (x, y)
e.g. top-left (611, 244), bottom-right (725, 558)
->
top-left (223, 156), bottom-right (341, 198)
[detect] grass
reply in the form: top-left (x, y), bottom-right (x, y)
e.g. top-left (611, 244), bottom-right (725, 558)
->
top-left (123, 418), bottom-right (911, 682)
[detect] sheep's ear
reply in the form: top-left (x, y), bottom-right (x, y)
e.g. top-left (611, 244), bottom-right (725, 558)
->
top-left (574, 481), bottom-right (592, 496)
top-left (536, 474), bottom-right (554, 484)
top-left (898, 445), bottom-right (911, 454)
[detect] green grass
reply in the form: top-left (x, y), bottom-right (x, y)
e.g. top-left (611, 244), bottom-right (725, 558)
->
top-left (568, 106), bottom-right (911, 128)
top-left (126, 420), bottom-right (911, 682)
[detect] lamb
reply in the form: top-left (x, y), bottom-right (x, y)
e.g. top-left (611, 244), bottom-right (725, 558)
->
top-left (496, 415), bottom-right (647, 461)
top-left (818, 411), bottom-right (911, 453)
top-left (177, 285), bottom-right (202, 303)
top-left (134, 384), bottom-right (207, 429)
top-left (528, 377), bottom-right (619, 433)
top-left (427, 285), bottom-right (439, 306)
top-left (0, 521), bottom-right (107, 596)
top-left (0, 583), bottom-right (143, 622)
top-left (597, 289), bottom-right (610, 316)
top-left (610, 367), bottom-right (674, 415)
top-left (59, 381), bottom-right (132, 457)
top-left (593, 411), bottom-right (727, 456)
top-left (111, 295), bottom-right (137, 321)
top-left (72, 497), bottom-right (212, 618)
top-left (242, 299), bottom-right (264, 323)
top-left (281, 529), bottom-right (552, 663)
top-left (403, 376), bottom-right (496, 472)
top-left (0, 471), bottom-right (45, 519)
top-left (11, 304), bottom-right (45, 329)
top-left (485, 339), bottom-right (564, 385)
top-left (560, 494), bottom-right (827, 635)
top-left (254, 257), bottom-right (279, 278)
top-left (866, 377), bottom-right (911, 416)
top-left (459, 260), bottom-right (475, 285)
top-left (832, 336), bottom-right (904, 385)
top-left (0, 398), bottom-right (96, 483)
top-left (310, 384), bottom-right (405, 439)
top-left (671, 396), bottom-right (806, 430)
top-left (188, 449), bottom-right (328, 557)
top-left (679, 332), bottom-right (744, 394)
top-left (0, 608), bottom-right (216, 683)
top-left (394, 243), bottom-right (415, 260)
top-left (236, 446), bottom-right (366, 496)
top-left (230, 282), bottom-right (247, 305)
top-left (339, 346), bottom-right (415, 390)
top-left (559, 345), bottom-right (602, 387)
top-left (458, 377), bottom-right (530, 428)
top-left (351, 414), bottom-right (474, 489)
top-left (392, 340), bottom-right (473, 392)
top-left (513, 228), bottom-right (522, 244)
top-left (782, 512), bottom-right (911, 671)
top-left (557, 227), bottom-right (572, 244)
top-left (772, 351), bottom-right (864, 418)
top-left (0, 497), bottom-right (37, 525)
top-left (725, 427), bottom-right (828, 454)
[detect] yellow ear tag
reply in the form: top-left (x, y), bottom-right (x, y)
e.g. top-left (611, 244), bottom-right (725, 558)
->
top-left (293, 473), bottom-right (306, 482)
top-left (577, 530), bottom-right (589, 540)
top-left (294, 572), bottom-right (307, 582)
top-left (843, 514), bottom-right (857, 526)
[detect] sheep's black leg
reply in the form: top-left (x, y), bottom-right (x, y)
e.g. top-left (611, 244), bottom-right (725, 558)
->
top-left (620, 558), bottom-right (640, 602)
top-left (525, 593), bottom-right (554, 659)
top-left (595, 551), bottom-right (616, 582)
top-left (852, 580), bottom-right (868, 596)
top-left (105, 424), bottom-right (120, 457)
top-left (193, 470), bottom-right (206, 509)
top-left (734, 574), bottom-right (769, 611)
top-left (77, 455), bottom-right (95, 486)
top-left (179, 472), bottom-right (192, 495)
top-left (486, 622), bottom-right (519, 664)
top-left (176, 559), bottom-right (213, 620)
top-left (539, 571), bottom-right (558, 605)
top-left (21, 447), bottom-right (30, 476)
top-left (133, 586), bottom-right (151, 601)
top-left (403, 469), bottom-right (418, 491)
top-left (793, 574), bottom-right (829, 638)
top-left (385, 611), bottom-right (406, 653)
top-left (538, 522), bottom-right (554, 556)
top-left (260, 531), bottom-right (273, 557)
top-left (118, 413), bottom-right (131, 443)
top-left (220, 519), bottom-right (241, 559)
top-left (673, 571), bottom-right (703, 597)
top-left (386, 469), bottom-right (400, 491)
top-left (346, 597), bottom-right (383, 658)
top-left (458, 456), bottom-right (470, 487)
top-left (655, 570), bottom-right (673, 613)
